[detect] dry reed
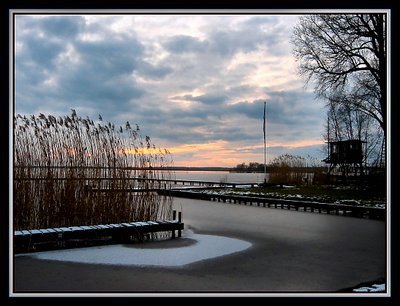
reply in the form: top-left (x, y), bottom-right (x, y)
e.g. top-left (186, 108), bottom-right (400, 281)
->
top-left (268, 154), bottom-right (311, 185)
top-left (13, 110), bottom-right (174, 230)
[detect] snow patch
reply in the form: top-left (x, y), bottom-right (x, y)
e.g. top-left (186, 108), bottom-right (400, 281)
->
top-left (19, 231), bottom-right (252, 267)
top-left (353, 284), bottom-right (385, 293)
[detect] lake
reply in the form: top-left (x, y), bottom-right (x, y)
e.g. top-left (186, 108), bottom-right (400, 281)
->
top-left (172, 170), bottom-right (268, 183)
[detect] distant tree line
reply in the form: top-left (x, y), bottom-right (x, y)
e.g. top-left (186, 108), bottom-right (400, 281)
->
top-left (232, 155), bottom-right (324, 174)
top-left (231, 162), bottom-right (265, 173)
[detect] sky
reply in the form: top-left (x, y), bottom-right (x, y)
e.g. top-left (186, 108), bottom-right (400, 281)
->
top-left (14, 13), bottom-right (328, 167)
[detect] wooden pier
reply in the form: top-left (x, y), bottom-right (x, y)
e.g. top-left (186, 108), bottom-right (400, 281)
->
top-left (16, 176), bottom-right (257, 189)
top-left (165, 190), bottom-right (385, 220)
top-left (14, 212), bottom-right (183, 254)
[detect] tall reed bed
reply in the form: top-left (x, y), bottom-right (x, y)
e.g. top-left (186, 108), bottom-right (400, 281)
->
top-left (268, 154), bottom-right (313, 185)
top-left (14, 111), bottom-right (174, 230)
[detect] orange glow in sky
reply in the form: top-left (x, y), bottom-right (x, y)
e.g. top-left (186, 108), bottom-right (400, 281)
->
top-left (63, 138), bottom-right (324, 167)
top-left (163, 139), bottom-right (325, 167)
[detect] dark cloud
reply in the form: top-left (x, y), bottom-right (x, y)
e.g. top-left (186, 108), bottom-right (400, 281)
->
top-left (21, 36), bottom-right (64, 67)
top-left (15, 16), bottom-right (154, 118)
top-left (206, 17), bottom-right (292, 57)
top-left (74, 37), bottom-right (142, 76)
top-left (241, 16), bottom-right (278, 28)
top-left (228, 100), bottom-right (264, 119)
top-left (164, 35), bottom-right (205, 54)
top-left (162, 16), bottom-right (291, 60)
top-left (38, 16), bottom-right (85, 38)
top-left (228, 91), bottom-right (322, 125)
top-left (57, 38), bottom-right (145, 109)
top-left (212, 125), bottom-right (259, 142)
top-left (173, 94), bottom-right (228, 105)
top-left (15, 16), bottom-right (85, 70)
top-left (225, 84), bottom-right (255, 96)
top-left (17, 16), bottom-right (85, 38)
top-left (136, 62), bottom-right (172, 79)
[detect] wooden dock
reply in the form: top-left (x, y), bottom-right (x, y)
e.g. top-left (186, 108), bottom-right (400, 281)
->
top-left (165, 190), bottom-right (385, 220)
top-left (14, 212), bottom-right (183, 253)
top-left (16, 176), bottom-right (257, 189)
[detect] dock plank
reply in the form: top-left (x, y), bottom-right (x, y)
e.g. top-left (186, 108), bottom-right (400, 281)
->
top-left (59, 227), bottom-right (72, 232)
top-left (80, 226), bottom-right (93, 230)
top-left (69, 226), bottom-right (83, 231)
top-left (122, 223), bottom-right (134, 227)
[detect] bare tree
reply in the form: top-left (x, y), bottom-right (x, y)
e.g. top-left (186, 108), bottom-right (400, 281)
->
top-left (324, 100), bottom-right (384, 168)
top-left (292, 14), bottom-right (387, 142)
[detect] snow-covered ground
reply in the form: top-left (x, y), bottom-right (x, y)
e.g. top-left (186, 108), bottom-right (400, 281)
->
top-left (186, 188), bottom-right (385, 208)
top-left (353, 284), bottom-right (385, 293)
top-left (16, 230), bottom-right (252, 267)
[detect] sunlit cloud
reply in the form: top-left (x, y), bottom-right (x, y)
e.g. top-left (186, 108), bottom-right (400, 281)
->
top-left (268, 139), bottom-right (325, 149)
top-left (167, 140), bottom-right (228, 154)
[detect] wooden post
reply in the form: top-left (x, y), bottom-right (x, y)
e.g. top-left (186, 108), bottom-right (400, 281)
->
top-left (172, 210), bottom-right (176, 238)
top-left (178, 212), bottom-right (182, 237)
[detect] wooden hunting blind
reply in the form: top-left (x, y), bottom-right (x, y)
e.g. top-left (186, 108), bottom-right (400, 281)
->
top-left (323, 139), bottom-right (366, 176)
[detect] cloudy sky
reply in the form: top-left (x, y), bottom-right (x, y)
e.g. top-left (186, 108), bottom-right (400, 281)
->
top-left (14, 13), bottom-right (327, 167)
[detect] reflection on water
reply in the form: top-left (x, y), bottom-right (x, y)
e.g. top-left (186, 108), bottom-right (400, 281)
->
top-left (172, 171), bottom-right (269, 183)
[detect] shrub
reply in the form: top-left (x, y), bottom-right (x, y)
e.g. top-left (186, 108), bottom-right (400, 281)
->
top-left (268, 154), bottom-right (307, 185)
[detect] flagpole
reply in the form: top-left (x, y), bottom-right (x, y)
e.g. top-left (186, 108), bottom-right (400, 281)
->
top-left (263, 101), bottom-right (267, 184)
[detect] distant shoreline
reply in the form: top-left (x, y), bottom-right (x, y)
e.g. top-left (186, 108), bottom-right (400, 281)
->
top-left (127, 166), bottom-right (270, 172)
top-left (14, 165), bottom-right (236, 172)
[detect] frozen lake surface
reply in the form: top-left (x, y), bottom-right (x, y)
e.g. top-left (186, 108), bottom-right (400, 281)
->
top-left (14, 197), bottom-right (387, 295)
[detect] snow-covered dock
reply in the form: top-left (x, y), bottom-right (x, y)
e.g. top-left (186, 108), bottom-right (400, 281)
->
top-left (14, 211), bottom-right (184, 253)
